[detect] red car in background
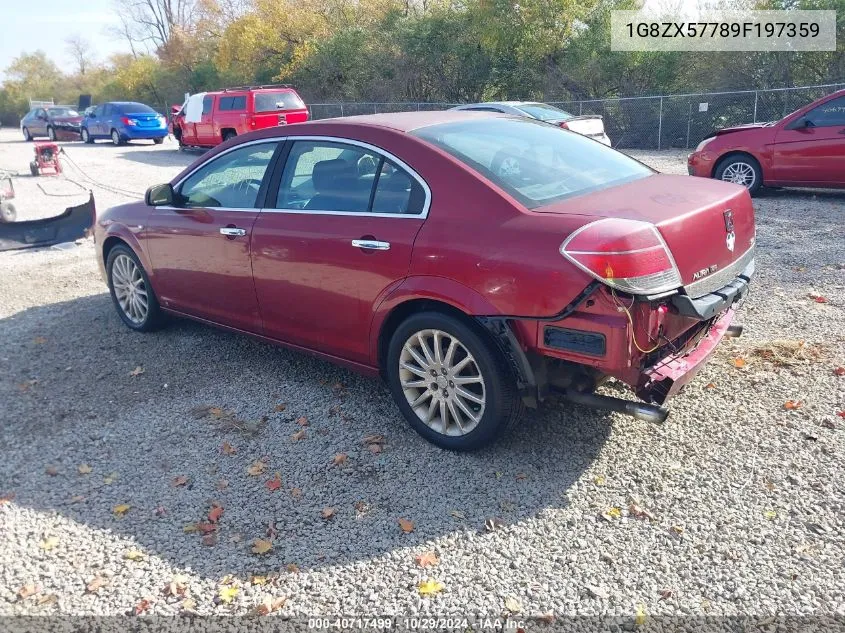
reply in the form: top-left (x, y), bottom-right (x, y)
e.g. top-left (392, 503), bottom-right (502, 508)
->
top-left (688, 89), bottom-right (845, 195)
top-left (95, 112), bottom-right (754, 451)
top-left (173, 85), bottom-right (309, 148)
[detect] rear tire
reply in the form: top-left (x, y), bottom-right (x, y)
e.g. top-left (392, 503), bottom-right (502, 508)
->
top-left (715, 154), bottom-right (762, 196)
top-left (221, 130), bottom-right (237, 142)
top-left (386, 311), bottom-right (523, 451)
top-left (106, 245), bottom-right (164, 332)
top-left (111, 129), bottom-right (124, 146)
top-left (153, 137), bottom-right (164, 145)
top-left (0, 202), bottom-right (16, 223)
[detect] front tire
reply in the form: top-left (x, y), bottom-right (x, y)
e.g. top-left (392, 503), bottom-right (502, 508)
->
top-left (81, 128), bottom-right (93, 144)
top-left (22, 127), bottom-right (32, 141)
top-left (715, 154), bottom-right (762, 196)
top-left (47, 126), bottom-right (56, 141)
top-left (107, 245), bottom-right (164, 332)
top-left (386, 312), bottom-right (523, 451)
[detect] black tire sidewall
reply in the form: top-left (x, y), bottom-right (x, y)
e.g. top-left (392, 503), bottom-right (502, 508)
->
top-left (23, 128), bottom-right (31, 141)
top-left (386, 312), bottom-right (517, 451)
top-left (106, 245), bottom-right (161, 332)
top-left (0, 202), bottom-right (16, 223)
top-left (47, 127), bottom-right (55, 141)
top-left (111, 130), bottom-right (121, 146)
top-left (82, 128), bottom-right (91, 143)
top-left (715, 155), bottom-right (762, 195)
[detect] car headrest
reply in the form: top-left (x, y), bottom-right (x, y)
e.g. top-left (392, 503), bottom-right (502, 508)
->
top-left (312, 159), bottom-right (355, 193)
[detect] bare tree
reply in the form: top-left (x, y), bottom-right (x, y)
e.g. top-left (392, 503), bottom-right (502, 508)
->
top-left (111, 0), bottom-right (199, 53)
top-left (65, 35), bottom-right (95, 75)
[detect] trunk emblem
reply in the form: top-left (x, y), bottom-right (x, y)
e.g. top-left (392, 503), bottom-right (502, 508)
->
top-left (724, 209), bottom-right (736, 252)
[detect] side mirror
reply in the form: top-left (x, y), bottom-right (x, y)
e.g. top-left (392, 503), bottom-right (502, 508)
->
top-left (145, 183), bottom-right (174, 206)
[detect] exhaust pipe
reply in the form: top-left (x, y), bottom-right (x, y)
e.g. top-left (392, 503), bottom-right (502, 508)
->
top-left (561, 388), bottom-right (669, 424)
top-left (725, 324), bottom-right (744, 338)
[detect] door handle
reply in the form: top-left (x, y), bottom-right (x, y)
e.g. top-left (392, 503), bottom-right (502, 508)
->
top-left (220, 227), bottom-right (246, 237)
top-left (352, 239), bottom-right (390, 250)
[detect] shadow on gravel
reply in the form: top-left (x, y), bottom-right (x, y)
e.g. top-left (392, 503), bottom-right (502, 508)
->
top-left (0, 293), bottom-right (612, 579)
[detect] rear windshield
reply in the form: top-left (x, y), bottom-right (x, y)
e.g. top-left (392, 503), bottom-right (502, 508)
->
top-left (48, 107), bottom-right (79, 117)
top-left (117, 103), bottom-right (156, 114)
top-left (514, 103), bottom-right (573, 121)
top-left (254, 91), bottom-right (305, 113)
top-left (412, 118), bottom-right (652, 208)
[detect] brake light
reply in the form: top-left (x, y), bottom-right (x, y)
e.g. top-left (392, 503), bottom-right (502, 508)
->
top-left (121, 117), bottom-right (137, 126)
top-left (559, 121), bottom-right (569, 129)
top-left (560, 218), bottom-right (682, 295)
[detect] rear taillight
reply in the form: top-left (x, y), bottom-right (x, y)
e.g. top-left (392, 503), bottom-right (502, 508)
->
top-left (560, 218), bottom-right (682, 295)
top-left (121, 117), bottom-right (137, 126)
top-left (559, 121), bottom-right (569, 129)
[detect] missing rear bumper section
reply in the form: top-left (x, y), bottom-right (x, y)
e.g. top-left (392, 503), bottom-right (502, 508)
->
top-left (0, 194), bottom-right (95, 251)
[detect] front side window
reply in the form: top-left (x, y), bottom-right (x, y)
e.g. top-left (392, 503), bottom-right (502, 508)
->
top-left (255, 91), bottom-right (305, 113)
top-left (275, 140), bottom-right (424, 215)
top-left (804, 96), bottom-right (845, 127)
top-left (412, 118), bottom-right (652, 208)
top-left (178, 142), bottom-right (278, 208)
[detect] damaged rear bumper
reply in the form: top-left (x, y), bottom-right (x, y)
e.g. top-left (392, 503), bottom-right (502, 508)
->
top-left (0, 194), bottom-right (95, 251)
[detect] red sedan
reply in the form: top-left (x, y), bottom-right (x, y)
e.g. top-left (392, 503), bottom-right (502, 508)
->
top-left (95, 112), bottom-right (755, 450)
top-left (688, 89), bottom-right (845, 195)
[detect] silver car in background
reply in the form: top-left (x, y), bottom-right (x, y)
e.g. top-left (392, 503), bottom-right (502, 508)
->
top-left (450, 101), bottom-right (611, 146)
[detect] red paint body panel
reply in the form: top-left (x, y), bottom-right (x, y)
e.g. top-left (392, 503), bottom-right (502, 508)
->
top-left (688, 89), bottom-right (845, 188)
top-left (94, 111), bottom-right (756, 410)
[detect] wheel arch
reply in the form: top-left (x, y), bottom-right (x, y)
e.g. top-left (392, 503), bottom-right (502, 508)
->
top-left (100, 228), bottom-right (157, 291)
top-left (711, 150), bottom-right (764, 180)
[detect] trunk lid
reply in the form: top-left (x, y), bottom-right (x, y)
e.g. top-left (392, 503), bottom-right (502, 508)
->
top-left (126, 113), bottom-right (162, 128)
top-left (250, 90), bottom-right (309, 130)
top-left (556, 115), bottom-right (605, 137)
top-left (537, 174), bottom-right (756, 294)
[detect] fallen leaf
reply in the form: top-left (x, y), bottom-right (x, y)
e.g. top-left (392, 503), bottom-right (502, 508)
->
top-left (172, 475), bottom-right (189, 487)
top-left (35, 593), bottom-right (57, 606)
top-left (515, 473), bottom-right (528, 481)
top-left (286, 563), bottom-right (299, 573)
top-left (593, 474), bottom-right (606, 486)
top-left (415, 551), bottom-right (439, 568)
top-left (809, 294), bottom-right (829, 304)
top-left (706, 382), bottom-right (716, 389)
top-left (833, 366), bottom-right (845, 377)
top-left (124, 549), bottom-right (144, 561)
top-left (208, 504), bottom-right (224, 523)
top-left (321, 507), bottom-right (336, 520)
top-left (363, 434), bottom-right (386, 446)
top-left (669, 525), bottom-right (684, 536)
top-left (635, 603), bottom-right (648, 626)
top-left (291, 429), bottom-right (307, 441)
top-left (201, 533), bottom-right (218, 547)
top-left (165, 575), bottom-right (189, 597)
top-left (86, 576), bottom-right (106, 594)
top-left (837, 411), bottom-right (845, 419)
top-left (181, 598), bottom-right (197, 613)
top-left (418, 579), bottom-right (444, 596)
top-left (113, 504), bottom-right (131, 517)
top-left (216, 479), bottom-right (229, 490)
top-left (39, 536), bottom-right (58, 551)
top-left (332, 453), bottom-right (348, 466)
top-left (45, 466), bottom-right (59, 476)
top-left (274, 403), bottom-right (287, 412)
top-left (254, 596), bottom-right (286, 616)
top-left (134, 598), bottom-right (152, 615)
top-left (484, 517), bottom-right (504, 531)
top-left (449, 510), bottom-right (466, 520)
top-left (732, 357), bottom-right (746, 368)
top-left (103, 472), bottom-right (118, 485)
top-left (398, 518), bottom-right (415, 533)
top-left (196, 522), bottom-right (216, 534)
top-left (70, 495), bottom-right (85, 504)
top-left (221, 441), bottom-right (237, 455)
top-left (602, 507), bottom-right (622, 521)
top-left (659, 589), bottom-right (674, 601)
top-left (265, 472), bottom-right (282, 491)
top-left (78, 464), bottom-right (92, 475)
top-left (764, 510), bottom-right (778, 520)
top-left (129, 366), bottom-right (145, 377)
top-left (784, 400), bottom-right (803, 410)
top-left (295, 416), bottom-right (309, 427)
top-left (252, 539), bottom-right (273, 555)
top-left (34, 336), bottom-right (47, 344)
top-left (291, 487), bottom-right (303, 498)
top-left (504, 596), bottom-right (522, 613)
top-left (247, 461), bottom-right (266, 476)
top-left (250, 575), bottom-right (268, 586)
top-left (183, 523), bottom-right (200, 534)
top-left (0, 492), bottom-right (15, 505)
top-left (18, 584), bottom-right (39, 600)
top-left (368, 443), bottom-right (383, 455)
top-left (217, 584), bottom-right (239, 604)
top-left (628, 502), bottom-right (656, 521)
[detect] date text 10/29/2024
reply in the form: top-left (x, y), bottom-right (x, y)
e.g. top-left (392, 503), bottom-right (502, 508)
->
top-left (308, 618), bottom-right (526, 630)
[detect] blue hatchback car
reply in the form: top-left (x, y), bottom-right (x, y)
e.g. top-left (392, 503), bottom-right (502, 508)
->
top-left (81, 102), bottom-right (168, 145)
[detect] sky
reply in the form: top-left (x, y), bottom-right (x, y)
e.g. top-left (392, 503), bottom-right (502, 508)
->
top-left (1, 0), bottom-right (129, 76)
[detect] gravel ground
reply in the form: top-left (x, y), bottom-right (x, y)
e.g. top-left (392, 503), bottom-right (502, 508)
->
top-left (1, 128), bottom-right (844, 624)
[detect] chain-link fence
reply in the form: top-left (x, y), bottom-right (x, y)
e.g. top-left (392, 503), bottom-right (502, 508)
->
top-left (307, 82), bottom-right (845, 150)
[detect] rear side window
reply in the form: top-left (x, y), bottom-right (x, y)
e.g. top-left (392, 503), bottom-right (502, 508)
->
top-left (202, 96), bottom-right (213, 115)
top-left (218, 96), bottom-right (247, 111)
top-left (412, 118), bottom-right (651, 208)
top-left (254, 91), bottom-right (305, 113)
top-left (117, 102), bottom-right (155, 114)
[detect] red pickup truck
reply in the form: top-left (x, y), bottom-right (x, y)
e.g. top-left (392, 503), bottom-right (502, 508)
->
top-left (173, 85), bottom-right (309, 148)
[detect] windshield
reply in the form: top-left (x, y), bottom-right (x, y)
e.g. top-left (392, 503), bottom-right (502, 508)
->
top-left (48, 107), bottom-right (79, 117)
top-left (514, 103), bottom-right (573, 121)
top-left (254, 91), bottom-right (305, 113)
top-left (412, 118), bottom-right (652, 208)
top-left (117, 103), bottom-right (156, 114)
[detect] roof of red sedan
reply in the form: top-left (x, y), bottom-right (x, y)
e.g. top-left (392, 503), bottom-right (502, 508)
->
top-left (308, 110), bottom-right (508, 132)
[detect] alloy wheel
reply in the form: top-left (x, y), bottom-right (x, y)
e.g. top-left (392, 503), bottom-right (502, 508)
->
top-left (111, 254), bottom-right (148, 324)
top-left (720, 162), bottom-right (755, 188)
top-left (398, 329), bottom-right (486, 436)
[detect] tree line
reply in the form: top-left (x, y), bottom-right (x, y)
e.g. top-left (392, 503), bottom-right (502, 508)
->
top-left (1, 0), bottom-right (843, 125)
